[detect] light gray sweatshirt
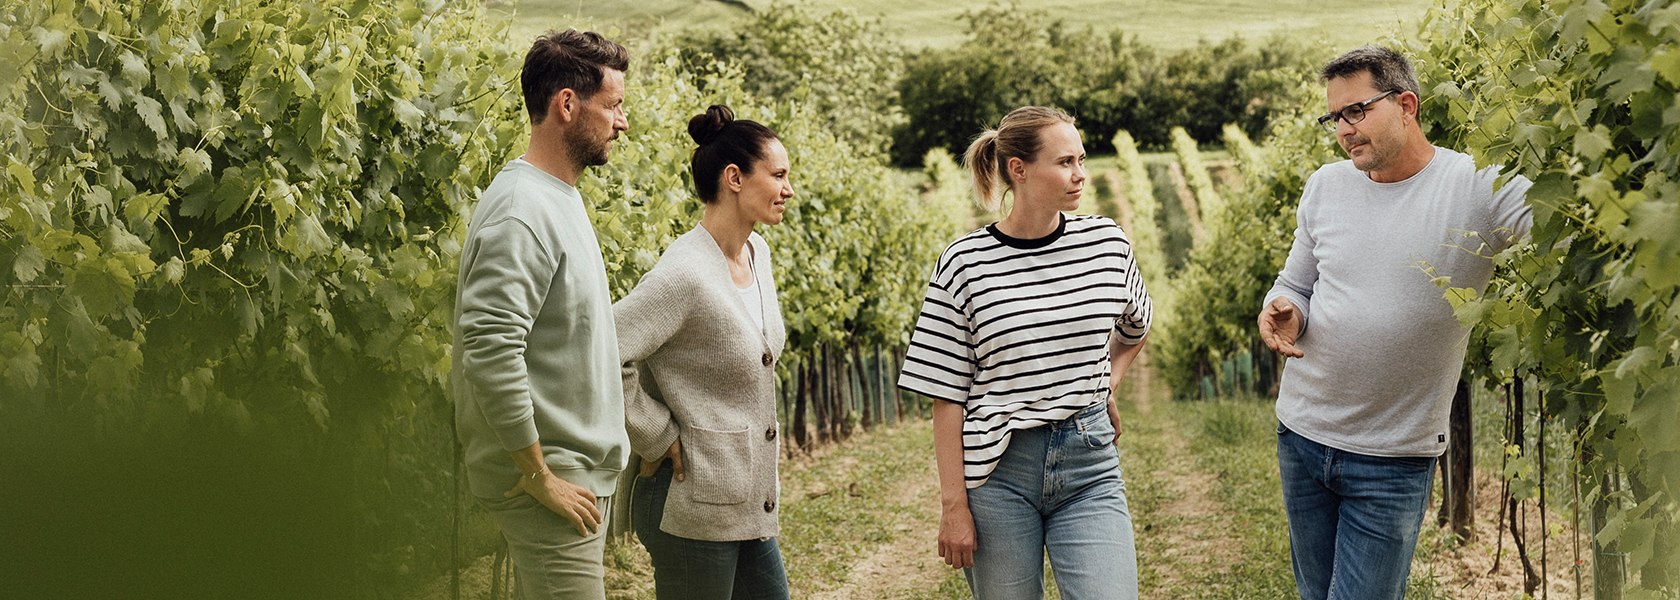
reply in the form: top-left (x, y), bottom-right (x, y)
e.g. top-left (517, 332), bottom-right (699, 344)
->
top-left (452, 159), bottom-right (629, 499)
top-left (1266, 147), bottom-right (1531, 457)
top-left (616, 225), bottom-right (786, 542)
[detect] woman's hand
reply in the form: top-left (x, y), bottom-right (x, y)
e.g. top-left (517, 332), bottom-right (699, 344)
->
top-left (638, 437), bottom-right (685, 481)
top-left (938, 503), bottom-right (978, 569)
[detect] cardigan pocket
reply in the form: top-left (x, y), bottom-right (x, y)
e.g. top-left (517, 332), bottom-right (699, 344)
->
top-left (682, 424), bottom-right (754, 505)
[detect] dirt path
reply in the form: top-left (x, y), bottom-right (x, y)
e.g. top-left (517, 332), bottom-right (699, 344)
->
top-left (806, 439), bottom-right (949, 600)
top-left (1127, 409), bottom-right (1242, 594)
top-left (1143, 444), bottom-right (1231, 579)
top-left (810, 381), bottom-right (1246, 598)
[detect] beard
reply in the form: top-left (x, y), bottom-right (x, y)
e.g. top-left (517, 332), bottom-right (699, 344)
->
top-left (1345, 134), bottom-right (1396, 173)
top-left (566, 126), bottom-right (613, 167)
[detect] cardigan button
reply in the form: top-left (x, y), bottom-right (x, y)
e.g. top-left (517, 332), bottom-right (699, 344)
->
top-left (761, 352), bottom-right (773, 367)
top-left (763, 500), bottom-right (776, 512)
top-left (765, 427), bottom-right (777, 441)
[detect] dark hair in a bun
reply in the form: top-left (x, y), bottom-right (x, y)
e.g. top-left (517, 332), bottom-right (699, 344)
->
top-left (687, 104), bottom-right (733, 145)
top-left (687, 104), bottom-right (780, 203)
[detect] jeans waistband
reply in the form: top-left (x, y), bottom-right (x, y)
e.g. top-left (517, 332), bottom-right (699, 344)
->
top-left (1041, 401), bottom-right (1106, 432)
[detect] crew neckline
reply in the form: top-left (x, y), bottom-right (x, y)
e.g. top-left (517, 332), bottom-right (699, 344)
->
top-left (1362, 146), bottom-right (1442, 187)
top-left (987, 213), bottom-right (1067, 249)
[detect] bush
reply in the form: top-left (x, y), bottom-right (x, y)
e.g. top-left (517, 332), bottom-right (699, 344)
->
top-left (1154, 81), bottom-right (1341, 400)
top-left (0, 0), bottom-right (524, 596)
top-left (889, 4), bottom-right (1321, 165)
top-left (0, 1), bottom-right (971, 595)
top-left (674, 3), bottom-right (906, 158)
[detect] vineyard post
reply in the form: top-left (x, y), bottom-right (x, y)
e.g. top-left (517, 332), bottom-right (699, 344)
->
top-left (1539, 388), bottom-right (1549, 598)
top-left (1588, 453), bottom-right (1625, 600)
top-left (793, 359), bottom-right (810, 451)
top-left (852, 343), bottom-right (872, 429)
top-left (451, 438), bottom-right (462, 600)
top-left (1510, 373), bottom-right (1539, 594)
top-left (1447, 378), bottom-right (1473, 540)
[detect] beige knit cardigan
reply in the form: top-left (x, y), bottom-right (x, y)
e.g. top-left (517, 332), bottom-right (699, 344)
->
top-left (614, 224), bottom-right (786, 542)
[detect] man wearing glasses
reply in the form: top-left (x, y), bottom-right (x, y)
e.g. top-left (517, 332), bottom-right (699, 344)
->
top-left (1257, 46), bottom-right (1532, 600)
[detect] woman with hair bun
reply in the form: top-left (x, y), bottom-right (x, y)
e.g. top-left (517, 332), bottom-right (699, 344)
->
top-left (899, 105), bottom-right (1151, 599)
top-left (614, 104), bottom-right (794, 599)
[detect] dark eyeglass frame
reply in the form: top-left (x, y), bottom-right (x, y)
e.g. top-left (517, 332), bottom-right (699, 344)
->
top-left (1317, 90), bottom-right (1400, 131)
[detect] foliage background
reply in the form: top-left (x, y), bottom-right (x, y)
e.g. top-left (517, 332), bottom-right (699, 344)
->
top-left (889, 5), bottom-right (1322, 166)
top-left (5, 0), bottom-right (1675, 597)
top-left (1155, 0), bottom-right (1680, 593)
top-left (0, 1), bottom-right (961, 598)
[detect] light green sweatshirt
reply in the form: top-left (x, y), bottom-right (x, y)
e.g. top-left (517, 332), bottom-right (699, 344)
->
top-left (452, 159), bottom-right (629, 498)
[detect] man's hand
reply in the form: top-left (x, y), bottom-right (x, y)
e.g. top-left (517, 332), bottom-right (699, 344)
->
top-left (637, 438), bottom-right (685, 481)
top-left (505, 471), bottom-right (602, 537)
top-left (1259, 297), bottom-right (1305, 358)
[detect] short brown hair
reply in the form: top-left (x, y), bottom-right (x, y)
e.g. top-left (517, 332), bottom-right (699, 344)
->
top-left (521, 29), bottom-right (629, 125)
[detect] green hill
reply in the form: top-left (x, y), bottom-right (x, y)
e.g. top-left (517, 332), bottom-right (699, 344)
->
top-left (497, 0), bottom-right (1432, 52)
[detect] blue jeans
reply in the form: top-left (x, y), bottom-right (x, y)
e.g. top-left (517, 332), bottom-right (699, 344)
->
top-left (1276, 422), bottom-right (1437, 600)
top-left (965, 402), bottom-right (1138, 600)
top-left (632, 460), bottom-right (789, 600)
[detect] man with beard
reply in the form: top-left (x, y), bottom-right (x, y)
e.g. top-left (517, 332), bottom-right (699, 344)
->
top-left (451, 29), bottom-right (631, 599)
top-left (1257, 46), bottom-right (1531, 600)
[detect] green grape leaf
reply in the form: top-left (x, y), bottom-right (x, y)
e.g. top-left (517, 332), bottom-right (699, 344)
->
top-left (66, 257), bottom-right (136, 319)
top-left (123, 192), bottom-right (170, 227)
top-left (12, 246), bottom-right (46, 282)
top-left (7, 158), bottom-right (37, 196)
top-left (118, 51), bottom-right (149, 86)
top-left (177, 147), bottom-right (212, 183)
top-left (133, 95), bottom-right (167, 139)
top-left (1653, 47), bottom-right (1680, 86)
top-left (1572, 124), bottom-right (1612, 160)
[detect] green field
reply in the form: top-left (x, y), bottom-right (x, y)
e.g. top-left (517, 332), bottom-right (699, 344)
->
top-left (497, 0), bottom-right (1434, 52)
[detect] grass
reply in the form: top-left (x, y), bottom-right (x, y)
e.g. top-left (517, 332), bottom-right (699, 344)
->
top-left (775, 420), bottom-right (937, 594)
top-left (496, 0), bottom-right (1435, 53)
top-left (597, 418), bottom-right (947, 599)
top-left (416, 389), bottom-right (1563, 599)
top-left (1165, 399), bottom-right (1304, 598)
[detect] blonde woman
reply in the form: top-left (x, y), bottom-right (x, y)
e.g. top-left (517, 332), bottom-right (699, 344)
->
top-left (615, 105), bottom-right (793, 599)
top-left (899, 106), bottom-right (1151, 599)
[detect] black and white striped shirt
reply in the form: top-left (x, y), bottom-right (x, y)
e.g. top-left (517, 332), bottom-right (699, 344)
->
top-left (898, 214), bottom-right (1152, 488)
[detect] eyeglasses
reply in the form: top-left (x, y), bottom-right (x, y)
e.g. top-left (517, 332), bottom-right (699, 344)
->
top-left (1317, 90), bottom-right (1399, 132)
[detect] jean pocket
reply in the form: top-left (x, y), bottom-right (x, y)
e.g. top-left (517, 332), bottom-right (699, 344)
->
top-left (635, 458), bottom-right (669, 480)
top-left (1079, 407), bottom-right (1116, 448)
top-left (1276, 421), bottom-right (1289, 436)
top-left (680, 424), bottom-right (755, 505)
top-left (1386, 454), bottom-right (1438, 471)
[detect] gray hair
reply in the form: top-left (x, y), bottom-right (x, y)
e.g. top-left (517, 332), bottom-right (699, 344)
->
top-left (1320, 45), bottom-right (1420, 98)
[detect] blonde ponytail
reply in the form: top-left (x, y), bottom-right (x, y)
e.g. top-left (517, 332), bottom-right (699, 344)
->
top-left (964, 130), bottom-right (1002, 212)
top-left (963, 106), bottom-right (1076, 216)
